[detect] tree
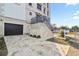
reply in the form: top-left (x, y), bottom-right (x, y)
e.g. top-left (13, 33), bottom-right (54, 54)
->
top-left (60, 30), bottom-right (64, 37)
top-left (60, 26), bottom-right (69, 30)
top-left (59, 26), bottom-right (69, 38)
top-left (71, 26), bottom-right (79, 32)
top-left (51, 24), bottom-right (57, 31)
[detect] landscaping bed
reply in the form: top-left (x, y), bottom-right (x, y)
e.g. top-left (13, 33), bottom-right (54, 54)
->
top-left (0, 37), bottom-right (8, 56)
top-left (46, 36), bottom-right (75, 45)
top-left (46, 37), bottom-right (69, 45)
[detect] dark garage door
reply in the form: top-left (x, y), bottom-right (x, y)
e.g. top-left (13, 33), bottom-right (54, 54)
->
top-left (5, 23), bottom-right (23, 36)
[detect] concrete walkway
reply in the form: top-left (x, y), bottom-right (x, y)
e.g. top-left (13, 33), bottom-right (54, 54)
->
top-left (67, 46), bottom-right (79, 56)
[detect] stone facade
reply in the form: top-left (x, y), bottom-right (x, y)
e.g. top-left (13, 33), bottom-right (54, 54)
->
top-left (30, 23), bottom-right (53, 39)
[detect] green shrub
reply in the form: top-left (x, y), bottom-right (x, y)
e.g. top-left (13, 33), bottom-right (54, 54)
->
top-left (33, 35), bottom-right (37, 38)
top-left (30, 34), bottom-right (32, 37)
top-left (65, 38), bottom-right (70, 41)
top-left (60, 31), bottom-right (64, 37)
top-left (65, 36), bottom-right (74, 43)
top-left (36, 35), bottom-right (41, 38)
top-left (0, 37), bottom-right (8, 56)
top-left (0, 37), bottom-right (5, 49)
top-left (29, 34), bottom-right (41, 38)
top-left (46, 37), bottom-right (69, 45)
top-left (46, 38), bottom-right (55, 42)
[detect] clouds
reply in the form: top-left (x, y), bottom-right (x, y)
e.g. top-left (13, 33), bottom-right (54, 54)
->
top-left (73, 16), bottom-right (79, 19)
top-left (53, 0), bottom-right (79, 3)
top-left (53, 0), bottom-right (79, 6)
top-left (73, 11), bottom-right (79, 15)
top-left (73, 11), bottom-right (79, 20)
top-left (66, 3), bottom-right (77, 6)
top-left (51, 3), bottom-right (79, 27)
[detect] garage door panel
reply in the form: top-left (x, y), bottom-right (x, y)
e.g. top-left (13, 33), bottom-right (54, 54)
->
top-left (4, 23), bottom-right (23, 36)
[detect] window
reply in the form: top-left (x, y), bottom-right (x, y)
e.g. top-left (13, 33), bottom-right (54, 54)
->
top-left (43, 3), bottom-right (46, 5)
top-left (47, 11), bottom-right (49, 16)
top-left (43, 7), bottom-right (46, 14)
top-left (29, 3), bottom-right (32, 6)
top-left (37, 3), bottom-right (42, 10)
top-left (29, 12), bottom-right (32, 15)
top-left (47, 3), bottom-right (49, 8)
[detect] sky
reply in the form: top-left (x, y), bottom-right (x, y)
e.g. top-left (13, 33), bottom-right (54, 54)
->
top-left (50, 3), bottom-right (79, 28)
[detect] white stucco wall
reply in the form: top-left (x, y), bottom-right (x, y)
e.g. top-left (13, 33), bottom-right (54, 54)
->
top-left (0, 19), bottom-right (4, 36)
top-left (0, 3), bottom-right (26, 20)
top-left (0, 3), bottom-right (50, 23)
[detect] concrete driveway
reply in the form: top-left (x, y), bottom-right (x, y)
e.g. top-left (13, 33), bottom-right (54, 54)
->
top-left (4, 35), bottom-right (70, 56)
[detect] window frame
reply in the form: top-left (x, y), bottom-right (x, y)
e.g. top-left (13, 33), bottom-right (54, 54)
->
top-left (37, 3), bottom-right (42, 11)
top-left (29, 3), bottom-right (32, 6)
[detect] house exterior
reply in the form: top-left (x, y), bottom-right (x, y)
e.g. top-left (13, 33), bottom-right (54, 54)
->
top-left (0, 3), bottom-right (50, 36)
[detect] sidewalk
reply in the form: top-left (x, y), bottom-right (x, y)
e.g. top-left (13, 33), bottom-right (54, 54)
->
top-left (67, 46), bottom-right (79, 56)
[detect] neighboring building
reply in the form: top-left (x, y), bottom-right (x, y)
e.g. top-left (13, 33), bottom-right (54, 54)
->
top-left (0, 3), bottom-right (50, 36)
top-left (64, 29), bottom-right (70, 35)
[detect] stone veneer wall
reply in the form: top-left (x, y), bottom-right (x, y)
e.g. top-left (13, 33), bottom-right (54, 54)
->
top-left (29, 23), bottom-right (53, 40)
